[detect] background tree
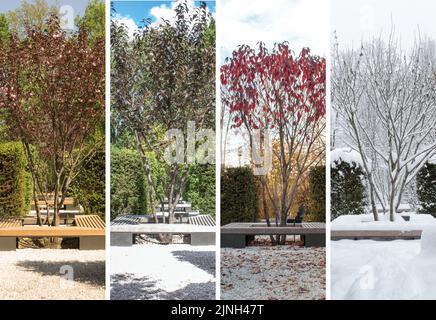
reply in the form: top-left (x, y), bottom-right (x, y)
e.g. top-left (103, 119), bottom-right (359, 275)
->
top-left (75, 0), bottom-right (105, 44)
top-left (0, 15), bottom-right (105, 226)
top-left (0, 14), bottom-right (10, 44)
top-left (7, 0), bottom-right (58, 36)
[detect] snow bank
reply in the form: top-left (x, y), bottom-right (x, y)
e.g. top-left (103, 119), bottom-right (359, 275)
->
top-left (420, 226), bottom-right (436, 257)
top-left (331, 213), bottom-right (436, 231)
top-left (332, 239), bottom-right (436, 300)
top-left (331, 148), bottom-right (364, 168)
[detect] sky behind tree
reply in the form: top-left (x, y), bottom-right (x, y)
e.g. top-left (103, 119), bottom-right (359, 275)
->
top-left (0, 0), bottom-right (89, 16)
top-left (112, 0), bottom-right (215, 38)
top-left (220, 0), bottom-right (328, 61)
top-left (332, 0), bottom-right (436, 50)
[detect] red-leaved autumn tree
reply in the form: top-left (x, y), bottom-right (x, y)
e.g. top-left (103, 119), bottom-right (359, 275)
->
top-left (0, 15), bottom-right (105, 225)
top-left (221, 42), bottom-right (326, 244)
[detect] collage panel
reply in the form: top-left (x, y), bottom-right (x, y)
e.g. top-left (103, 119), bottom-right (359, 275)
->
top-left (331, 0), bottom-right (436, 300)
top-left (109, 0), bottom-right (217, 300)
top-left (0, 0), bottom-right (106, 300)
top-left (220, 0), bottom-right (328, 300)
top-left (0, 0), bottom-right (435, 305)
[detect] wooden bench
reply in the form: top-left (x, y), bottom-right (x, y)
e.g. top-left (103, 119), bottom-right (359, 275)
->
top-left (73, 215), bottom-right (106, 250)
top-left (331, 229), bottom-right (422, 241)
top-left (111, 215), bottom-right (215, 246)
top-left (221, 222), bottom-right (326, 248)
top-left (0, 215), bottom-right (105, 251)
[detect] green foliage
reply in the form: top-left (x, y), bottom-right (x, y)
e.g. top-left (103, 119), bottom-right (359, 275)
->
top-left (0, 142), bottom-right (32, 216)
top-left (69, 146), bottom-right (105, 218)
top-left (331, 161), bottom-right (366, 220)
top-left (7, 0), bottom-right (58, 37)
top-left (185, 163), bottom-right (215, 216)
top-left (75, 0), bottom-right (105, 44)
top-left (221, 167), bottom-right (258, 225)
top-left (110, 147), bottom-right (147, 220)
top-left (417, 162), bottom-right (436, 217)
top-left (307, 165), bottom-right (326, 222)
top-left (0, 14), bottom-right (9, 44)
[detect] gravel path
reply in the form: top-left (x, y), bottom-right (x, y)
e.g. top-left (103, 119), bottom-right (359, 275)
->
top-left (0, 249), bottom-right (105, 300)
top-left (221, 246), bottom-right (326, 300)
top-left (111, 244), bottom-right (216, 300)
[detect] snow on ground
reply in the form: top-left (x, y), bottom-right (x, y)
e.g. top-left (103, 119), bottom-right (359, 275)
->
top-left (332, 213), bottom-right (436, 231)
top-left (221, 244), bottom-right (326, 300)
top-left (0, 249), bottom-right (105, 300)
top-left (110, 244), bottom-right (216, 300)
top-left (332, 227), bottom-right (436, 299)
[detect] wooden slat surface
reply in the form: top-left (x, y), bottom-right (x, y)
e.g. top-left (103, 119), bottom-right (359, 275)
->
top-left (111, 215), bottom-right (142, 225)
top-left (331, 230), bottom-right (422, 239)
top-left (74, 215), bottom-right (105, 229)
top-left (221, 222), bottom-right (325, 235)
top-left (0, 217), bottom-right (22, 228)
top-left (111, 223), bottom-right (215, 234)
top-left (0, 226), bottom-right (104, 237)
top-left (189, 215), bottom-right (216, 226)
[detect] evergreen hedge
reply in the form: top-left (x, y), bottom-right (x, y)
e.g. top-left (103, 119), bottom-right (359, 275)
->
top-left (417, 162), bottom-right (436, 217)
top-left (70, 145), bottom-right (105, 218)
top-left (307, 165), bottom-right (326, 222)
top-left (185, 163), bottom-right (215, 216)
top-left (221, 166), bottom-right (258, 225)
top-left (110, 148), bottom-right (147, 220)
top-left (0, 142), bottom-right (32, 216)
top-left (331, 160), bottom-right (366, 220)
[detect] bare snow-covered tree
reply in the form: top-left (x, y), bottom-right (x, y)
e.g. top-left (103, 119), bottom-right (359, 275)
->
top-left (332, 32), bottom-right (436, 221)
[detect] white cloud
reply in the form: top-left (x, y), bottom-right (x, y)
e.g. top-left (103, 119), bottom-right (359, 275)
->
top-left (220, 0), bottom-right (328, 60)
top-left (149, 0), bottom-right (215, 28)
top-left (113, 14), bottom-right (139, 39)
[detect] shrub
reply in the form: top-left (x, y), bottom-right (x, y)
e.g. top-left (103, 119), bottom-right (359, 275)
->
top-left (110, 148), bottom-right (147, 220)
top-left (307, 165), bottom-right (326, 222)
top-left (0, 141), bottom-right (32, 216)
top-left (70, 145), bottom-right (105, 218)
top-left (221, 166), bottom-right (258, 225)
top-left (185, 163), bottom-right (215, 216)
top-left (416, 162), bottom-right (436, 217)
top-left (331, 160), bottom-right (366, 220)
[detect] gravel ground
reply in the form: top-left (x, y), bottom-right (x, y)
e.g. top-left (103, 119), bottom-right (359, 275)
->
top-left (111, 244), bottom-right (216, 300)
top-left (221, 245), bottom-right (326, 300)
top-left (0, 249), bottom-right (105, 300)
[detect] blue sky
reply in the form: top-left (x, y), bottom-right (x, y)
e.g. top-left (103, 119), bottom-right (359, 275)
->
top-left (112, 0), bottom-right (215, 28)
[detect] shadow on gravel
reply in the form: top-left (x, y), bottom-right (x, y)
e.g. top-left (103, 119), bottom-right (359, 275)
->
top-left (172, 250), bottom-right (215, 276)
top-left (16, 260), bottom-right (105, 287)
top-left (111, 273), bottom-right (162, 300)
top-left (111, 273), bottom-right (215, 300)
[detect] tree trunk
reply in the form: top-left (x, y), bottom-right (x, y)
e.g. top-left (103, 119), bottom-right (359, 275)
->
top-left (135, 131), bottom-right (158, 224)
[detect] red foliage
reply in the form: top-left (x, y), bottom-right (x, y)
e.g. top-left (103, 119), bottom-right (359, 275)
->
top-left (221, 42), bottom-right (325, 132)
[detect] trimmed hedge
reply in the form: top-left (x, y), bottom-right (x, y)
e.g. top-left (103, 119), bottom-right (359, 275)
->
top-left (185, 163), bottom-right (215, 216)
top-left (70, 146), bottom-right (105, 218)
top-left (110, 147), bottom-right (147, 220)
top-left (307, 165), bottom-right (326, 222)
top-left (417, 162), bottom-right (436, 217)
top-left (0, 142), bottom-right (32, 216)
top-left (221, 166), bottom-right (258, 225)
top-left (331, 160), bottom-right (366, 220)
